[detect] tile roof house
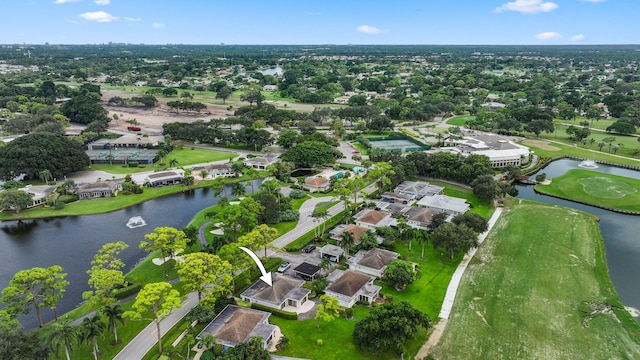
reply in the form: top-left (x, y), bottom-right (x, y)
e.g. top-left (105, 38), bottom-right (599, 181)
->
top-left (197, 305), bottom-right (277, 351)
top-left (353, 209), bottom-right (395, 230)
top-left (417, 194), bottom-right (469, 215)
top-left (394, 181), bottom-right (444, 199)
top-left (243, 156), bottom-right (278, 170)
top-left (325, 269), bottom-right (381, 308)
top-left (303, 176), bottom-right (331, 193)
top-left (140, 170), bottom-right (184, 187)
top-left (404, 206), bottom-right (443, 230)
top-left (192, 163), bottom-right (236, 179)
top-left (347, 248), bottom-right (400, 278)
top-left (75, 181), bottom-right (123, 200)
top-left (241, 274), bottom-right (311, 311)
top-left (329, 224), bottom-right (370, 243)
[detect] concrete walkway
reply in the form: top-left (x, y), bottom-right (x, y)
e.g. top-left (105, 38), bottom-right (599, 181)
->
top-left (113, 292), bottom-right (199, 360)
top-left (415, 207), bottom-right (503, 359)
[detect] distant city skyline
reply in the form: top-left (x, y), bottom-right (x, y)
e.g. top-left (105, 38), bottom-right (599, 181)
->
top-left (1, 0), bottom-right (637, 45)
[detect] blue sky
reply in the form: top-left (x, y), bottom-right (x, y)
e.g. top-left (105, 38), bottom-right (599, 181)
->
top-left (1, 0), bottom-right (636, 45)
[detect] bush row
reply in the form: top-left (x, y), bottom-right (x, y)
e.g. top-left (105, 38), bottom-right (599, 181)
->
top-left (250, 303), bottom-right (298, 320)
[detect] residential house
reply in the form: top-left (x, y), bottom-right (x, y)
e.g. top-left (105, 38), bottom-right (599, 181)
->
top-left (333, 95), bottom-right (351, 104)
top-left (197, 305), bottom-right (277, 351)
top-left (403, 206), bottom-right (443, 230)
top-left (394, 181), bottom-right (444, 199)
top-left (325, 269), bottom-right (381, 308)
top-left (143, 170), bottom-right (184, 187)
top-left (330, 224), bottom-right (370, 244)
top-left (303, 177), bottom-right (331, 193)
top-left (243, 156), bottom-right (278, 170)
top-left (353, 209), bottom-right (395, 230)
top-left (240, 274), bottom-right (311, 311)
top-left (347, 248), bottom-right (399, 278)
top-left (192, 163), bottom-right (236, 179)
top-left (262, 85), bottom-right (277, 91)
top-left (16, 185), bottom-right (55, 209)
top-left (417, 194), bottom-right (469, 215)
top-left (75, 181), bottom-right (123, 200)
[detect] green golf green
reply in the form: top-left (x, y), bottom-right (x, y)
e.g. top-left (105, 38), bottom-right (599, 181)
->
top-left (535, 169), bottom-right (640, 211)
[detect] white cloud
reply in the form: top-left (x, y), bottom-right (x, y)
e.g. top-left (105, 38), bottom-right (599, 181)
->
top-left (125, 17), bottom-right (142, 22)
top-left (152, 23), bottom-right (166, 29)
top-left (54, 0), bottom-right (80, 4)
top-left (495, 0), bottom-right (558, 14)
top-left (79, 11), bottom-right (118, 22)
top-left (356, 25), bottom-right (382, 34)
top-left (581, 0), bottom-right (605, 2)
top-left (534, 31), bottom-right (562, 40)
top-left (94, 0), bottom-right (110, 4)
top-left (571, 34), bottom-right (586, 41)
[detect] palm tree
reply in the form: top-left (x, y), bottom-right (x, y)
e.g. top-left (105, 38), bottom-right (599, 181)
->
top-left (416, 229), bottom-right (429, 259)
top-left (340, 231), bottom-right (355, 259)
top-left (311, 209), bottom-right (330, 238)
top-left (199, 169), bottom-right (209, 180)
top-left (212, 177), bottom-right (225, 200)
top-left (39, 169), bottom-right (52, 184)
top-left (169, 158), bottom-right (179, 168)
top-left (397, 215), bottom-right (413, 252)
top-left (319, 257), bottom-right (332, 276)
top-left (245, 167), bottom-right (259, 194)
top-left (61, 179), bottom-right (75, 194)
top-left (45, 319), bottom-right (79, 360)
top-left (231, 182), bottom-right (246, 199)
top-left (198, 334), bottom-right (217, 350)
top-left (80, 315), bottom-right (106, 360)
top-left (102, 304), bottom-right (125, 344)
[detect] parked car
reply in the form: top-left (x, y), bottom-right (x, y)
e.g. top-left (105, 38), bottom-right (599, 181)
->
top-left (329, 255), bottom-right (339, 262)
top-left (277, 261), bottom-right (291, 273)
top-left (302, 245), bottom-right (316, 253)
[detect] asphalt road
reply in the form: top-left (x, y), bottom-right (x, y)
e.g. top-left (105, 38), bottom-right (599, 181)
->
top-left (113, 292), bottom-right (198, 360)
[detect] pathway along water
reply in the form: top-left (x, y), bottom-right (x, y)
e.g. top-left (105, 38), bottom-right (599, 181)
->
top-left (0, 181), bottom-right (260, 330)
top-left (517, 159), bottom-right (640, 321)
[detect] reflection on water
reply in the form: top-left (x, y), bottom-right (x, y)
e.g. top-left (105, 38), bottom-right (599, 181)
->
top-left (0, 180), bottom-right (262, 330)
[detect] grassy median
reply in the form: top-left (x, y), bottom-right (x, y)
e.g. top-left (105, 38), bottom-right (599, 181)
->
top-left (431, 201), bottom-right (640, 359)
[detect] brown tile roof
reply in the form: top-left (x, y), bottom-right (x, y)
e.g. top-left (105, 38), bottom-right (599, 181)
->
top-left (357, 210), bottom-right (388, 225)
top-left (405, 207), bottom-right (440, 224)
top-left (341, 225), bottom-right (369, 242)
top-left (216, 309), bottom-right (264, 344)
top-left (252, 276), bottom-right (301, 304)
top-left (326, 271), bottom-right (372, 297)
top-left (305, 177), bottom-right (329, 186)
top-left (358, 249), bottom-right (398, 270)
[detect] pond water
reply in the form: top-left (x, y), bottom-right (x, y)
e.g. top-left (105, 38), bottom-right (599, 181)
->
top-left (0, 181), bottom-right (259, 330)
top-left (517, 159), bottom-right (640, 320)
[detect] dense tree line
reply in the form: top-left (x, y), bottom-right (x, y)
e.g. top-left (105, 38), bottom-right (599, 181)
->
top-left (0, 133), bottom-right (90, 180)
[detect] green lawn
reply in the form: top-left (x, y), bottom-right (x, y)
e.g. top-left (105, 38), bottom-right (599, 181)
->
top-left (431, 201), bottom-right (640, 359)
top-left (89, 148), bottom-right (237, 174)
top-left (520, 138), bottom-right (640, 167)
top-left (535, 169), bottom-right (640, 211)
top-left (446, 115), bottom-right (475, 126)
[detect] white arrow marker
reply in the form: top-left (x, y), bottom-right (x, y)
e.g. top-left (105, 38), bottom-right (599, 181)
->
top-left (238, 246), bottom-right (272, 286)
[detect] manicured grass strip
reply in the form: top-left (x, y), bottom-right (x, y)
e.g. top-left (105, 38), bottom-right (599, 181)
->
top-left (521, 137), bottom-right (640, 167)
top-left (88, 148), bottom-right (237, 174)
top-left (446, 115), bottom-right (475, 126)
top-left (535, 168), bottom-right (640, 211)
top-left (431, 202), bottom-right (640, 360)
